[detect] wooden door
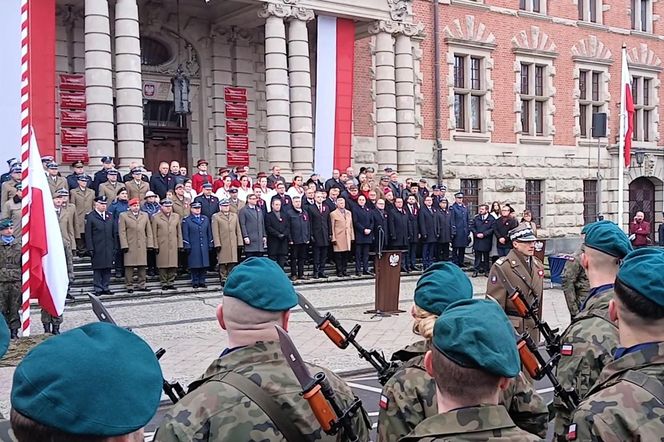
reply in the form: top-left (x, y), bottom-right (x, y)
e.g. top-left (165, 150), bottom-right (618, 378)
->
top-left (629, 177), bottom-right (655, 236)
top-left (144, 138), bottom-right (188, 175)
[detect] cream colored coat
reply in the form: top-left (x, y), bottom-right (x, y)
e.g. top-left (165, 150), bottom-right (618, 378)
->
top-left (56, 204), bottom-right (76, 249)
top-left (125, 179), bottom-right (149, 201)
top-left (47, 174), bottom-right (68, 197)
top-left (151, 211), bottom-right (182, 268)
top-left (119, 211), bottom-right (154, 266)
top-left (98, 180), bottom-right (125, 202)
top-left (330, 208), bottom-right (354, 252)
top-left (70, 186), bottom-right (95, 238)
top-left (211, 211), bottom-right (243, 263)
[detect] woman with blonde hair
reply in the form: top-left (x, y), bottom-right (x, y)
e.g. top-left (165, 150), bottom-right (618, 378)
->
top-left (377, 261), bottom-right (548, 441)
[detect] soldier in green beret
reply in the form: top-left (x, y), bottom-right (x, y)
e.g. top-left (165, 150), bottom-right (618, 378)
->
top-left (0, 218), bottom-right (21, 339)
top-left (400, 299), bottom-right (542, 441)
top-left (154, 257), bottom-right (370, 442)
top-left (570, 247), bottom-right (664, 441)
top-left (552, 221), bottom-right (632, 440)
top-left (8, 322), bottom-right (163, 441)
top-left (377, 262), bottom-right (548, 441)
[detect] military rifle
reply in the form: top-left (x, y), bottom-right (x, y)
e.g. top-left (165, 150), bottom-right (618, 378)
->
top-left (296, 292), bottom-right (400, 385)
top-left (516, 331), bottom-right (579, 413)
top-left (88, 293), bottom-right (186, 404)
top-left (494, 265), bottom-right (562, 356)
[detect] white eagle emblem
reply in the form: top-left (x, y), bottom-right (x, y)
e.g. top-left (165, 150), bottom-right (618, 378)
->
top-left (389, 253), bottom-right (400, 267)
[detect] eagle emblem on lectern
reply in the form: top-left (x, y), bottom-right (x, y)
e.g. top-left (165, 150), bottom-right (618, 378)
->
top-left (389, 254), bottom-right (400, 267)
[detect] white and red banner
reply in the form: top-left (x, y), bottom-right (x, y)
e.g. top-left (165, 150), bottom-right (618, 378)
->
top-left (620, 47), bottom-right (634, 168)
top-left (314, 16), bottom-right (355, 178)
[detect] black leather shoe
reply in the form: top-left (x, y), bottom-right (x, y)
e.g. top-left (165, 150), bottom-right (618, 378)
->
top-left (318, 273), bottom-right (328, 279)
top-left (10, 329), bottom-right (18, 339)
top-left (472, 271), bottom-right (478, 278)
top-left (136, 287), bottom-right (151, 292)
top-left (127, 289), bottom-right (134, 293)
top-left (199, 283), bottom-right (207, 288)
top-left (43, 324), bottom-right (51, 334)
top-left (192, 284), bottom-right (199, 288)
top-left (52, 325), bottom-right (60, 335)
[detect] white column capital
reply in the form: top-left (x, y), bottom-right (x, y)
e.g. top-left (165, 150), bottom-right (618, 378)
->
top-left (287, 7), bottom-right (315, 22)
top-left (368, 20), bottom-right (401, 35)
top-left (259, 2), bottom-right (292, 20)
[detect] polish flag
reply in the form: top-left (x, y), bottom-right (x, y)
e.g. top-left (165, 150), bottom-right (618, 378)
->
top-left (314, 16), bottom-right (355, 178)
top-left (620, 46), bottom-right (634, 168)
top-left (25, 128), bottom-right (68, 317)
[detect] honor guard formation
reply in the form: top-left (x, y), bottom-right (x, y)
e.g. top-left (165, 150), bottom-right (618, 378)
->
top-left (1, 157), bottom-right (664, 441)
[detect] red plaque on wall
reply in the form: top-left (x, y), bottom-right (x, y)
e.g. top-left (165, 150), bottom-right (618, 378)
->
top-left (226, 136), bottom-right (249, 151)
top-left (61, 128), bottom-right (88, 145)
top-left (59, 74), bottom-right (86, 91)
top-left (226, 103), bottom-right (248, 119)
top-left (60, 110), bottom-right (87, 127)
top-left (60, 92), bottom-right (86, 110)
top-left (61, 145), bottom-right (90, 163)
top-left (226, 120), bottom-right (248, 135)
top-left (227, 151), bottom-right (250, 167)
top-left (224, 87), bottom-right (247, 103)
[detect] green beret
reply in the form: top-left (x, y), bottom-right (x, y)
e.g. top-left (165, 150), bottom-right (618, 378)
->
top-left (414, 262), bottom-right (473, 315)
top-left (581, 220), bottom-right (613, 235)
top-left (224, 257), bottom-right (297, 311)
top-left (0, 218), bottom-right (12, 230)
top-left (0, 315), bottom-right (8, 359)
top-left (618, 248), bottom-right (664, 307)
top-left (583, 221), bottom-right (632, 258)
top-left (11, 322), bottom-right (163, 436)
top-left (433, 299), bottom-right (520, 378)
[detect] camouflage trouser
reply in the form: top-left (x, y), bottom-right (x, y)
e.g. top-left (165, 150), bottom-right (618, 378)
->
top-left (0, 280), bottom-right (21, 330)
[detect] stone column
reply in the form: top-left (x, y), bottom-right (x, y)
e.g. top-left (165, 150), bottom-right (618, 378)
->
top-left (287, 8), bottom-right (315, 176)
top-left (370, 21), bottom-right (398, 171)
top-left (395, 28), bottom-right (416, 175)
top-left (114, 0), bottom-right (143, 168)
top-left (211, 28), bottom-right (232, 167)
top-left (259, 3), bottom-right (292, 175)
top-left (85, 0), bottom-right (115, 164)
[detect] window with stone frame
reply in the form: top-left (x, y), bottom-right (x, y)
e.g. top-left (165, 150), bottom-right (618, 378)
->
top-left (520, 0), bottom-right (545, 14)
top-left (631, 75), bottom-right (656, 142)
top-left (453, 54), bottom-right (486, 133)
top-left (583, 180), bottom-right (598, 225)
top-left (578, 69), bottom-right (607, 139)
top-left (460, 179), bottom-right (480, 215)
top-left (519, 62), bottom-right (549, 137)
top-left (631, 0), bottom-right (652, 32)
top-left (525, 179), bottom-right (543, 226)
top-left (578, 0), bottom-right (602, 24)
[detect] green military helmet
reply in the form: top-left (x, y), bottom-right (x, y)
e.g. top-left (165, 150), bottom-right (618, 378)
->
top-left (223, 257), bottom-right (298, 311)
top-left (414, 262), bottom-right (473, 315)
top-left (583, 221), bottom-right (632, 258)
top-left (11, 322), bottom-right (163, 437)
top-left (618, 247), bottom-right (664, 308)
top-left (433, 298), bottom-right (520, 378)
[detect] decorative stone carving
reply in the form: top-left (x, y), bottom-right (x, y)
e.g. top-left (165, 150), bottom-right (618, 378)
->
top-left (141, 35), bottom-right (201, 78)
top-left (288, 7), bottom-right (315, 22)
top-left (644, 154), bottom-right (656, 177)
top-left (571, 36), bottom-right (612, 62)
top-left (368, 20), bottom-right (401, 35)
top-left (627, 43), bottom-right (662, 68)
top-left (259, 2), bottom-right (293, 19)
top-left (56, 4), bottom-right (84, 27)
top-left (387, 0), bottom-right (412, 22)
top-left (511, 26), bottom-right (557, 55)
top-left (443, 15), bottom-right (496, 46)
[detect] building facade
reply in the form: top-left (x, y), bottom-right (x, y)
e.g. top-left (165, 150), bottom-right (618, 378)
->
top-left (53, 0), bottom-right (664, 239)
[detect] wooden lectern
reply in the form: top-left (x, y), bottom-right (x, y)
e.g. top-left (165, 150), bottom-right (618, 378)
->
top-left (366, 250), bottom-right (405, 316)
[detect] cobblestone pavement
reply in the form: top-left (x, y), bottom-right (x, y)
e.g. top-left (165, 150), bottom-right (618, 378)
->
top-left (0, 274), bottom-right (571, 420)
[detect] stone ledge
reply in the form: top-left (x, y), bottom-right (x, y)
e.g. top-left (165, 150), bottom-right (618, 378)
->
top-left (518, 135), bottom-right (553, 146)
top-left (452, 132), bottom-right (491, 143)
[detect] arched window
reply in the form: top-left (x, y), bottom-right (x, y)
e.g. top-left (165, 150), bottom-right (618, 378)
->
top-left (140, 37), bottom-right (171, 66)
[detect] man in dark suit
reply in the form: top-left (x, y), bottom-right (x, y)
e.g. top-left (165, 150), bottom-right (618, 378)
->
top-left (194, 183), bottom-right (220, 219)
top-left (389, 197), bottom-right (409, 272)
top-left (470, 204), bottom-right (495, 277)
top-left (289, 196), bottom-right (311, 281)
top-left (85, 196), bottom-right (116, 295)
top-left (239, 193), bottom-right (266, 257)
top-left (150, 161), bottom-right (176, 199)
top-left (271, 182), bottom-right (293, 214)
top-left (323, 187), bottom-right (339, 213)
top-left (418, 195), bottom-right (438, 269)
top-left (450, 192), bottom-right (471, 267)
top-left (372, 199), bottom-right (389, 254)
top-left (405, 194), bottom-right (420, 271)
top-left (325, 169), bottom-right (343, 192)
top-left (306, 190), bottom-right (331, 278)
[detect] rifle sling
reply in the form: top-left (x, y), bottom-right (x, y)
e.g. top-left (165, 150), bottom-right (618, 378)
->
top-left (216, 372), bottom-right (307, 442)
top-left (620, 370), bottom-right (664, 405)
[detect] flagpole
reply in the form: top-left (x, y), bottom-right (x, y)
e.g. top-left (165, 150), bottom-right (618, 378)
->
top-left (618, 44), bottom-right (627, 232)
top-left (20, 0), bottom-right (31, 337)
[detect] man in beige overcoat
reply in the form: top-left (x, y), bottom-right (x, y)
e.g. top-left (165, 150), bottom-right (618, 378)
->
top-left (151, 199), bottom-right (182, 290)
top-left (211, 199), bottom-right (243, 282)
top-left (119, 198), bottom-right (155, 293)
top-left (70, 174), bottom-right (95, 255)
top-left (329, 197), bottom-right (354, 277)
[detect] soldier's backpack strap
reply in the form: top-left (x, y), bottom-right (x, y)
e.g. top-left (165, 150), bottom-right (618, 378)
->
top-left (620, 370), bottom-right (664, 405)
top-left (217, 372), bottom-right (307, 442)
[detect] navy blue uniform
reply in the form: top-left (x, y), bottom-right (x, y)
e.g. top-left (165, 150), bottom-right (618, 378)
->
top-left (436, 208), bottom-right (453, 262)
top-left (450, 202), bottom-right (471, 266)
top-left (182, 214), bottom-right (213, 287)
top-left (67, 173), bottom-right (92, 190)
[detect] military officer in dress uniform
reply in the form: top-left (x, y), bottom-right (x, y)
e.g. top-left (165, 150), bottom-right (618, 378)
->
top-left (2, 182), bottom-right (21, 240)
top-left (91, 155), bottom-right (114, 192)
top-left (0, 158), bottom-right (18, 185)
top-left (552, 221), bottom-right (631, 440)
top-left (126, 167), bottom-right (150, 201)
top-left (1, 165), bottom-right (21, 207)
top-left (46, 162), bottom-right (67, 197)
top-left (570, 247), bottom-right (664, 441)
top-left (0, 219), bottom-right (21, 339)
top-left (152, 199), bottom-right (183, 290)
top-left (70, 174), bottom-right (95, 255)
top-left (119, 198), bottom-right (154, 293)
top-left (97, 168), bottom-right (123, 202)
top-left (85, 196), bottom-right (116, 295)
top-left (486, 224), bottom-right (544, 342)
top-left (65, 160), bottom-right (91, 190)
top-left (400, 299), bottom-right (541, 441)
top-left (211, 199), bottom-right (243, 283)
top-left (182, 201), bottom-right (213, 288)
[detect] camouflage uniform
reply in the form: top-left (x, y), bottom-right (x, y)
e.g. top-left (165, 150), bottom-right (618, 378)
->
top-left (399, 404), bottom-right (543, 441)
top-left (561, 249), bottom-right (589, 320)
top-left (154, 341), bottom-right (370, 442)
top-left (377, 340), bottom-right (548, 441)
top-left (570, 341), bottom-right (664, 441)
top-left (552, 286), bottom-right (619, 441)
top-left (0, 237), bottom-right (21, 332)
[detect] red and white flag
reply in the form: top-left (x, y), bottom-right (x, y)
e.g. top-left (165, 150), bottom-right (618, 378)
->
top-left (620, 46), bottom-right (634, 168)
top-left (314, 16), bottom-right (355, 178)
top-left (25, 128), bottom-right (68, 317)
